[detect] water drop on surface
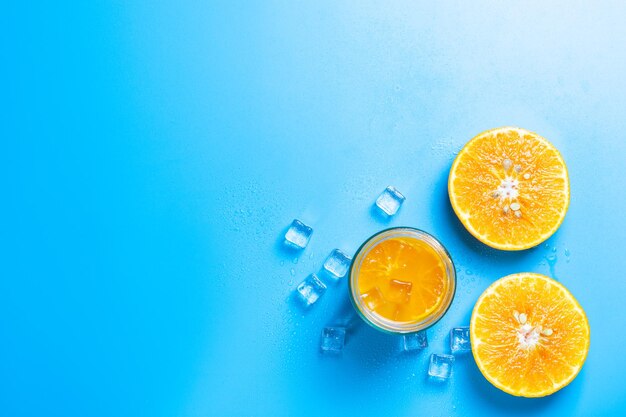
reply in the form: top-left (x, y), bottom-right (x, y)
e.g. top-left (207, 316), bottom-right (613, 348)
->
top-left (293, 257), bottom-right (298, 264)
top-left (290, 268), bottom-right (295, 276)
top-left (546, 253), bottom-right (558, 280)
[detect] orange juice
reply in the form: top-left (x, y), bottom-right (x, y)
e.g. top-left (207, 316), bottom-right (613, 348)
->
top-left (349, 228), bottom-right (456, 333)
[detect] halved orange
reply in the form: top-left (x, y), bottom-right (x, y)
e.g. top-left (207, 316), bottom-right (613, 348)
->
top-left (470, 273), bottom-right (590, 397)
top-left (448, 127), bottom-right (569, 250)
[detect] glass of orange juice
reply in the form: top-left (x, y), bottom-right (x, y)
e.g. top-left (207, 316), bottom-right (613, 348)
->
top-left (349, 227), bottom-right (456, 334)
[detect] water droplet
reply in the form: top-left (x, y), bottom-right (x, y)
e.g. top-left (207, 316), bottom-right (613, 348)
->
top-left (546, 253), bottom-right (558, 280)
top-left (293, 257), bottom-right (299, 264)
top-left (280, 261), bottom-right (285, 266)
top-left (309, 253), bottom-right (314, 259)
top-left (552, 246), bottom-right (557, 253)
top-left (290, 268), bottom-right (295, 276)
top-left (466, 269), bottom-right (473, 275)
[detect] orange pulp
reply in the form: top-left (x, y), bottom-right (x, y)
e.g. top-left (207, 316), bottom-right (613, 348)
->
top-left (356, 236), bottom-right (447, 322)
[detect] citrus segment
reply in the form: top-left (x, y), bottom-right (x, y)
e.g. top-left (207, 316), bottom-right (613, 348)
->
top-left (448, 127), bottom-right (569, 250)
top-left (470, 273), bottom-right (590, 397)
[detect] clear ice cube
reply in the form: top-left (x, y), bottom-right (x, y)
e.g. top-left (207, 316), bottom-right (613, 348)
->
top-left (373, 299), bottom-right (399, 321)
top-left (296, 274), bottom-right (326, 306)
top-left (402, 331), bottom-right (428, 352)
top-left (450, 327), bottom-right (471, 353)
top-left (375, 186), bottom-right (406, 216)
top-left (360, 287), bottom-right (384, 310)
top-left (428, 353), bottom-right (455, 380)
top-left (388, 279), bottom-right (412, 304)
top-left (323, 249), bottom-right (352, 279)
top-left (284, 219), bottom-right (313, 249)
top-left (320, 327), bottom-right (346, 354)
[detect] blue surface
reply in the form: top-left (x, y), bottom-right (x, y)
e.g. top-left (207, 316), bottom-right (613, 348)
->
top-left (4, 1), bottom-right (626, 416)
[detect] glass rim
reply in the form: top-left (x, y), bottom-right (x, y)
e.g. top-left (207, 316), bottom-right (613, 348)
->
top-left (348, 227), bottom-right (456, 334)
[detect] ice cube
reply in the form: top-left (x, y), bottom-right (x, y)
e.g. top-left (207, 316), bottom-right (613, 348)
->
top-left (284, 219), bottom-right (313, 249)
top-left (450, 327), bottom-right (471, 353)
top-left (320, 327), bottom-right (346, 354)
top-left (375, 186), bottom-right (406, 216)
top-left (402, 331), bottom-right (428, 352)
top-left (373, 299), bottom-right (400, 321)
top-left (296, 273), bottom-right (326, 306)
top-left (323, 249), bottom-right (352, 279)
top-left (388, 279), bottom-right (413, 304)
top-left (360, 287), bottom-right (384, 310)
top-left (428, 353), bottom-right (455, 380)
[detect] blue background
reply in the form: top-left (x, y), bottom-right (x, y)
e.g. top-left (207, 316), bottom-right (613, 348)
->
top-left (4, 1), bottom-right (626, 416)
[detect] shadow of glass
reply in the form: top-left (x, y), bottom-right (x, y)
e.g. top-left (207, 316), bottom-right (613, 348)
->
top-left (322, 291), bottom-right (403, 369)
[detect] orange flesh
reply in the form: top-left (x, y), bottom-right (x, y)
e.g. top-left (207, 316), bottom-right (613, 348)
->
top-left (449, 127), bottom-right (569, 250)
top-left (356, 237), bottom-right (447, 322)
top-left (471, 273), bottom-right (590, 397)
